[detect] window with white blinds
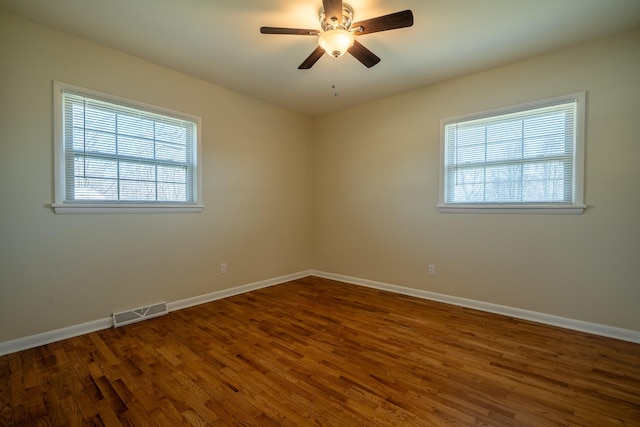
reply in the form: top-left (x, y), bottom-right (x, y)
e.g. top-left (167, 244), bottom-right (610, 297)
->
top-left (53, 82), bottom-right (203, 214)
top-left (439, 93), bottom-right (585, 214)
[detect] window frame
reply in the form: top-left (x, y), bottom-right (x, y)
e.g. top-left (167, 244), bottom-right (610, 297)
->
top-left (52, 81), bottom-right (204, 214)
top-left (438, 93), bottom-right (586, 214)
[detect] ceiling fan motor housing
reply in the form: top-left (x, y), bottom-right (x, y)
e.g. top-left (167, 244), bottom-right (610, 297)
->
top-left (319, 3), bottom-right (354, 31)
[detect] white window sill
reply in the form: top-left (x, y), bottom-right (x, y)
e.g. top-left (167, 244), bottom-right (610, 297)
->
top-left (52, 203), bottom-right (204, 214)
top-left (437, 204), bottom-right (586, 214)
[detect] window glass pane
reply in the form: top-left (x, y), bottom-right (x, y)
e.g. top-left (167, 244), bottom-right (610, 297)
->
top-left (120, 180), bottom-right (156, 201)
top-left (83, 130), bottom-right (116, 154)
top-left (156, 121), bottom-right (187, 144)
top-left (118, 135), bottom-right (154, 158)
top-left (486, 120), bottom-right (522, 144)
top-left (119, 162), bottom-right (156, 181)
top-left (117, 114), bottom-right (154, 139)
top-left (523, 136), bottom-right (566, 157)
top-left (486, 139), bottom-right (522, 162)
top-left (484, 164), bottom-right (520, 202)
top-left (74, 177), bottom-right (118, 200)
top-left (453, 168), bottom-right (485, 202)
top-left (85, 106), bottom-right (115, 133)
top-left (157, 182), bottom-right (186, 201)
top-left (156, 141), bottom-right (186, 162)
top-left (522, 161), bottom-right (569, 202)
top-left (157, 165), bottom-right (187, 183)
top-left (74, 157), bottom-right (117, 179)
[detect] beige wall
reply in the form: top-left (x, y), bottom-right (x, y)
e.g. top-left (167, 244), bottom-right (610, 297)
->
top-left (0, 11), bottom-right (314, 342)
top-left (1, 9), bottom-right (639, 344)
top-left (313, 28), bottom-right (640, 331)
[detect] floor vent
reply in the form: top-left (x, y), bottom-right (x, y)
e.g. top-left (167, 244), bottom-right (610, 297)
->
top-left (113, 302), bottom-right (168, 328)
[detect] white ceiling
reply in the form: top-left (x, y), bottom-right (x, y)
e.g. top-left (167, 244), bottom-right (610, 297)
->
top-left (2, 0), bottom-right (640, 117)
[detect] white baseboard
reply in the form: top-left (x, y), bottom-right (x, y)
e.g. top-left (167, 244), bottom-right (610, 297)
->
top-left (311, 270), bottom-right (640, 344)
top-left (3, 269), bottom-right (637, 356)
top-left (0, 270), bottom-right (313, 356)
top-left (0, 318), bottom-right (113, 357)
top-left (167, 270), bottom-right (312, 312)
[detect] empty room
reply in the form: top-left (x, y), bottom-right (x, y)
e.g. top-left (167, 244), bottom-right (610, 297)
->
top-left (1, 0), bottom-right (639, 425)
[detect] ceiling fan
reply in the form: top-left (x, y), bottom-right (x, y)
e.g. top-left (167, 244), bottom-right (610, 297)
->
top-left (260, 0), bottom-right (414, 69)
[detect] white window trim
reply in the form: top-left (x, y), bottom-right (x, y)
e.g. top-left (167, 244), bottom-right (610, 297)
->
top-left (52, 81), bottom-right (204, 214)
top-left (438, 93), bottom-right (586, 214)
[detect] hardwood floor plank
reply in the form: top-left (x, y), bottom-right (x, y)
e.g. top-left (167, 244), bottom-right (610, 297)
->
top-left (0, 355), bottom-right (14, 425)
top-left (1, 276), bottom-right (639, 425)
top-left (94, 398), bottom-right (123, 426)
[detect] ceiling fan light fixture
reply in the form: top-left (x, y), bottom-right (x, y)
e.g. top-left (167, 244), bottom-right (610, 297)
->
top-left (318, 29), bottom-right (354, 57)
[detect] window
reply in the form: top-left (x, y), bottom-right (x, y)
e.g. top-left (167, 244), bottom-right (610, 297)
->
top-left (53, 81), bottom-right (203, 214)
top-left (439, 93), bottom-right (585, 214)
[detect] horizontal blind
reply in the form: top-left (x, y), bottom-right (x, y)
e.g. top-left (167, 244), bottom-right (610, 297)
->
top-left (63, 92), bottom-right (196, 203)
top-left (444, 100), bottom-right (577, 204)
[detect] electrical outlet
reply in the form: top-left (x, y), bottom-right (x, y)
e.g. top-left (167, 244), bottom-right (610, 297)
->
top-left (428, 264), bottom-right (435, 276)
top-left (220, 263), bottom-right (227, 274)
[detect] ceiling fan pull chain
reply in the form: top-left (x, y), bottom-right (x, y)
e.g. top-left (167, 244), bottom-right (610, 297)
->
top-left (332, 57), bottom-right (339, 97)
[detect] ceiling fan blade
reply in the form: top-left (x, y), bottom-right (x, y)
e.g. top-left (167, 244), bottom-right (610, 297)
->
top-left (298, 46), bottom-right (325, 69)
top-left (351, 10), bottom-right (414, 35)
top-left (260, 27), bottom-right (320, 36)
top-left (322, 0), bottom-right (343, 26)
top-left (348, 40), bottom-right (380, 68)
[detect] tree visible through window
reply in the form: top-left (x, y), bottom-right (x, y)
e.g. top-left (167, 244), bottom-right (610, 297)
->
top-left (439, 93), bottom-right (585, 213)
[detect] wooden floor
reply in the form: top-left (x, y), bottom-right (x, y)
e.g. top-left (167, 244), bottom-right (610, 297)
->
top-left (1, 276), bottom-right (639, 426)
